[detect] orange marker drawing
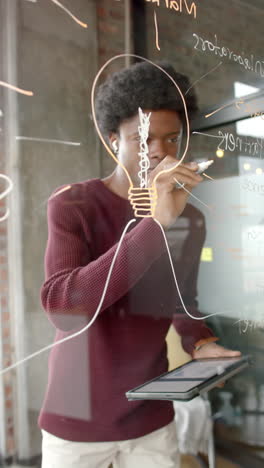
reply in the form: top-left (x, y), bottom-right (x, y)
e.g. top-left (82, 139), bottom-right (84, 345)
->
top-left (154, 11), bottom-right (161, 51)
top-left (50, 185), bottom-right (72, 200)
top-left (146, 0), bottom-right (197, 19)
top-left (185, 62), bottom-right (222, 95)
top-left (0, 81), bottom-right (33, 96)
top-left (51, 0), bottom-right (88, 28)
top-left (202, 173), bottom-right (214, 181)
top-left (205, 103), bottom-right (231, 119)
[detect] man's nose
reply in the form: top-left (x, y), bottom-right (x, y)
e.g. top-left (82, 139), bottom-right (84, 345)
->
top-left (148, 139), bottom-right (167, 161)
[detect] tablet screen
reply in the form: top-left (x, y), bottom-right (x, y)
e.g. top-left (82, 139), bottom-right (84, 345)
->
top-left (161, 357), bottom-right (241, 380)
top-left (131, 357), bottom-right (243, 394)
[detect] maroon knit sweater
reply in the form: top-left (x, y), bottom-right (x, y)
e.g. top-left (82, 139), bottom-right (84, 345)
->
top-left (38, 178), bottom-right (214, 442)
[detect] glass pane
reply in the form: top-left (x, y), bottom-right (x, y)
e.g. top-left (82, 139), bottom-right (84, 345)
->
top-left (0, 0), bottom-right (264, 467)
top-left (191, 118), bottom-right (264, 456)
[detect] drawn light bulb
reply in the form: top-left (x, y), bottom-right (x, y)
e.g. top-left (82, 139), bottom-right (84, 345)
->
top-left (92, 53), bottom-right (218, 323)
top-left (91, 54), bottom-right (191, 222)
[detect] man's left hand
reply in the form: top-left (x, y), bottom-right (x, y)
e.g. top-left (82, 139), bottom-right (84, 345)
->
top-left (192, 343), bottom-right (241, 388)
top-left (192, 342), bottom-right (241, 360)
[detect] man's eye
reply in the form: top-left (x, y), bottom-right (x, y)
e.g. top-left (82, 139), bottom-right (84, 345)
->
top-left (168, 137), bottom-right (180, 144)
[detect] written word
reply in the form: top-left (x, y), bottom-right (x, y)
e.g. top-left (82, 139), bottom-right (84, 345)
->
top-left (146, 0), bottom-right (197, 19)
top-left (237, 318), bottom-right (264, 334)
top-left (236, 99), bottom-right (264, 120)
top-left (218, 131), bottom-right (264, 158)
top-left (242, 179), bottom-right (264, 197)
top-left (193, 34), bottom-right (264, 78)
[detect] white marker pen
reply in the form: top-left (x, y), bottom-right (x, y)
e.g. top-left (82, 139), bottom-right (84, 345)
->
top-left (196, 159), bottom-right (214, 174)
top-left (175, 160), bottom-right (214, 189)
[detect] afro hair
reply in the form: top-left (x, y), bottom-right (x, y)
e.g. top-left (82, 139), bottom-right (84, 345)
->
top-left (94, 61), bottom-right (198, 138)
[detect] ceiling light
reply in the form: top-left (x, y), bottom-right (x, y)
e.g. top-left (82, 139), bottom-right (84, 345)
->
top-left (216, 149), bottom-right (224, 158)
top-left (243, 163), bottom-right (251, 171)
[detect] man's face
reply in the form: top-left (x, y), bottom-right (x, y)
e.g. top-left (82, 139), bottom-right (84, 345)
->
top-left (111, 109), bottom-right (183, 186)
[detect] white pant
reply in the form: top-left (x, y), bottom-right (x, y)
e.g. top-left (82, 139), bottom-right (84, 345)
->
top-left (41, 421), bottom-right (180, 468)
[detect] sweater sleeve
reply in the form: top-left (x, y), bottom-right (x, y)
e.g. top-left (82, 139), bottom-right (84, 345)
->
top-left (40, 194), bottom-right (166, 331)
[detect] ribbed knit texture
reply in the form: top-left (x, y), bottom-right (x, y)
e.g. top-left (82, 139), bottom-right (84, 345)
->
top-left (38, 178), bottom-right (214, 442)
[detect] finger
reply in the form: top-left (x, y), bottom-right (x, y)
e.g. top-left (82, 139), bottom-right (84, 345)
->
top-left (215, 348), bottom-right (241, 357)
top-left (172, 174), bottom-right (202, 189)
top-left (163, 162), bottom-right (200, 179)
top-left (225, 350), bottom-right (241, 356)
top-left (171, 163), bottom-right (204, 184)
top-left (150, 157), bottom-right (201, 186)
top-left (161, 157), bottom-right (199, 172)
top-left (181, 161), bottom-right (199, 172)
top-left (152, 165), bottom-right (202, 185)
top-left (174, 165), bottom-right (202, 181)
top-left (151, 173), bottom-right (202, 191)
top-left (154, 158), bottom-right (197, 177)
top-left (155, 155), bottom-right (179, 172)
top-left (159, 155), bottom-right (198, 172)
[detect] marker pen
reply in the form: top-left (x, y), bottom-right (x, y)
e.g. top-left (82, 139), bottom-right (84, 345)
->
top-left (175, 160), bottom-right (214, 189)
top-left (196, 159), bottom-right (214, 174)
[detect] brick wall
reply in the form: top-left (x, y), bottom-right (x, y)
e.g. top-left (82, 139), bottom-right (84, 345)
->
top-left (97, 1), bottom-right (126, 73)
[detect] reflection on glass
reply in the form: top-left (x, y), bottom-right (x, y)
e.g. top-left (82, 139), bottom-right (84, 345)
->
top-left (0, 0), bottom-right (264, 465)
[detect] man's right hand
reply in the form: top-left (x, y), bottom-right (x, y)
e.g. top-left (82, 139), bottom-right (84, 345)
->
top-left (148, 156), bottom-right (203, 229)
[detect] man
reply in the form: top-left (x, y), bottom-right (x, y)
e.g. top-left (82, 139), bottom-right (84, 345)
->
top-left (39, 61), bottom-right (240, 467)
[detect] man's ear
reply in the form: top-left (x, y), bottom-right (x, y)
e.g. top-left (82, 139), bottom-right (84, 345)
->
top-left (109, 133), bottom-right (119, 153)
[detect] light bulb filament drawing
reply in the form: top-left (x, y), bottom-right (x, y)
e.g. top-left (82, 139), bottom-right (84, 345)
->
top-left (128, 187), bottom-right (157, 218)
top-left (137, 107), bottom-right (151, 189)
top-left (128, 108), bottom-right (158, 218)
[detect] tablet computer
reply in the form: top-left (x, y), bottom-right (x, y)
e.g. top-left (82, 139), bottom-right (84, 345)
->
top-left (126, 355), bottom-right (251, 401)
